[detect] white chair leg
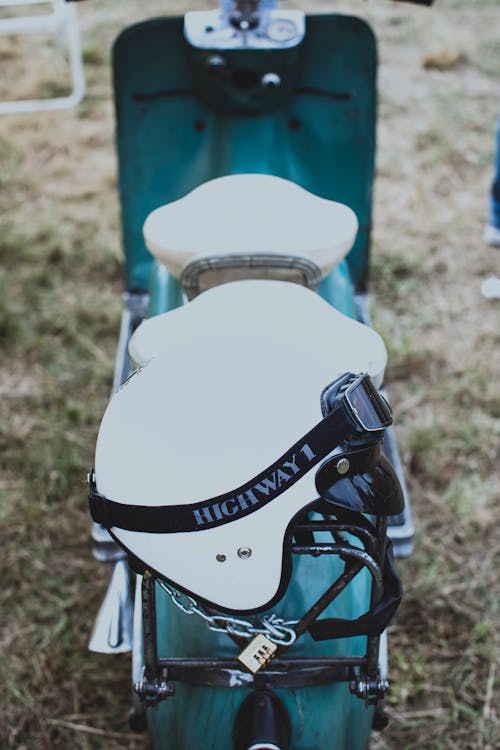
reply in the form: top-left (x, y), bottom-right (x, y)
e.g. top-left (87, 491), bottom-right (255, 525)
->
top-left (0, 0), bottom-right (85, 114)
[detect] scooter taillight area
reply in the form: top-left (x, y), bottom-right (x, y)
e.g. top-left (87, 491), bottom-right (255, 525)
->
top-left (233, 691), bottom-right (291, 750)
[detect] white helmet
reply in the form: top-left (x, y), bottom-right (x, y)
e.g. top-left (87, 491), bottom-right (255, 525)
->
top-left (90, 281), bottom-right (399, 613)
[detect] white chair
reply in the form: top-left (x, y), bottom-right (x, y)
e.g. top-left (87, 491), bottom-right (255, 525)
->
top-left (0, 0), bottom-right (85, 114)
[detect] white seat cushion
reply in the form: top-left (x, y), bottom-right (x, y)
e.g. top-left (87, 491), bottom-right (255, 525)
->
top-left (97, 281), bottom-right (386, 612)
top-left (143, 174), bottom-right (358, 280)
top-left (129, 279), bottom-right (386, 383)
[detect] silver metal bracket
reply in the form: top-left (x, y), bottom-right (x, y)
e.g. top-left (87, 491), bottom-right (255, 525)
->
top-left (350, 671), bottom-right (390, 706)
top-left (112, 292), bottom-right (149, 394)
top-left (134, 668), bottom-right (176, 706)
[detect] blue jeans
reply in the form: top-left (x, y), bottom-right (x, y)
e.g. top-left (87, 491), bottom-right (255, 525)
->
top-left (490, 117), bottom-right (500, 229)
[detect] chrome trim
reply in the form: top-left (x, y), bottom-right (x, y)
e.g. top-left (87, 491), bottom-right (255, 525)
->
top-left (180, 253), bottom-right (322, 299)
top-left (378, 630), bottom-right (388, 680)
top-left (132, 575), bottom-right (144, 684)
top-left (112, 292), bottom-right (149, 394)
top-left (88, 559), bottom-right (134, 654)
top-left (91, 521), bottom-right (126, 563)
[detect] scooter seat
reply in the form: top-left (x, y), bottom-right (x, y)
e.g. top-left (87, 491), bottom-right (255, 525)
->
top-left (96, 281), bottom-right (387, 613)
top-left (129, 279), bottom-right (386, 378)
top-left (143, 175), bottom-right (358, 281)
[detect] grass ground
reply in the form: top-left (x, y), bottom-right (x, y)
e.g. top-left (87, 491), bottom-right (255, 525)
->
top-left (0, 1), bottom-right (499, 748)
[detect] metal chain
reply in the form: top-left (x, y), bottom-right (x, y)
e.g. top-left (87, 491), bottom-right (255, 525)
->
top-left (158, 580), bottom-right (297, 646)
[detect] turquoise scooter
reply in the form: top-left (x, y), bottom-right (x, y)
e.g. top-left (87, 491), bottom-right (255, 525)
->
top-left (86, 1), bottom-right (433, 748)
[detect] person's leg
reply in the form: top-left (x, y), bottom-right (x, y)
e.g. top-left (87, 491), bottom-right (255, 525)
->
top-left (485, 116), bottom-right (500, 246)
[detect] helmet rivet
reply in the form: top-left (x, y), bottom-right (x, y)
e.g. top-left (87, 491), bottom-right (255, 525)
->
top-left (336, 458), bottom-right (350, 475)
top-left (216, 554), bottom-right (226, 563)
top-left (237, 547), bottom-right (252, 560)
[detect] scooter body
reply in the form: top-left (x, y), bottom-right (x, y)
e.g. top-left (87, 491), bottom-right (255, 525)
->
top-left (91, 5), bottom-right (415, 749)
top-left (113, 13), bottom-right (376, 310)
top-left (148, 568), bottom-right (375, 750)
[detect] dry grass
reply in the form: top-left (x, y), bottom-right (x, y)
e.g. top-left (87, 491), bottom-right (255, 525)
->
top-left (1, 1), bottom-right (499, 749)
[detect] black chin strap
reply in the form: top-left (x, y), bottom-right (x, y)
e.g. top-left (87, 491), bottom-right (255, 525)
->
top-left (308, 538), bottom-right (402, 640)
top-left (89, 398), bottom-right (362, 534)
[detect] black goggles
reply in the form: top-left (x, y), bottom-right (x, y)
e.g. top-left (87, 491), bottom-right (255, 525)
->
top-left (346, 374), bottom-right (392, 431)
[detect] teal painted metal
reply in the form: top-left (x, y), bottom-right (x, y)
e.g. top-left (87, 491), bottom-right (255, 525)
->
top-left (113, 14), bottom-right (376, 294)
top-left (148, 555), bottom-right (375, 750)
top-left (147, 260), bottom-right (183, 318)
top-left (320, 260), bottom-right (357, 318)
